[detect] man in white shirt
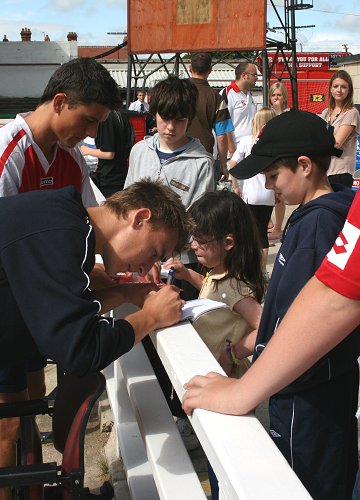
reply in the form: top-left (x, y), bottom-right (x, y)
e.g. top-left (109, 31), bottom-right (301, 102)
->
top-left (223, 62), bottom-right (257, 155)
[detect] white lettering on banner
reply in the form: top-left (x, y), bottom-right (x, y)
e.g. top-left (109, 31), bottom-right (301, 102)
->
top-left (326, 220), bottom-right (360, 270)
top-left (299, 63), bottom-right (322, 68)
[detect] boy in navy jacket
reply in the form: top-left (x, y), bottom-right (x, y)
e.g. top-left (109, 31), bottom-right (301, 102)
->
top-left (184, 110), bottom-right (359, 500)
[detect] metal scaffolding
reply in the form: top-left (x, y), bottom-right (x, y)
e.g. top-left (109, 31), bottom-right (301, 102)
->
top-left (101, 1), bottom-right (314, 108)
top-left (261, 0), bottom-right (314, 108)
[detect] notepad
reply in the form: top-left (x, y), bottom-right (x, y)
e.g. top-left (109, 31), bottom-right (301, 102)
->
top-left (181, 298), bottom-right (228, 322)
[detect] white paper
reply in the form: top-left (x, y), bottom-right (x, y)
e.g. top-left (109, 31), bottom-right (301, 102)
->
top-left (181, 298), bottom-right (228, 322)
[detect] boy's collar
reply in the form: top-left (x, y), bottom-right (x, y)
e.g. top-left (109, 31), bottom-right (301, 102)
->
top-left (156, 135), bottom-right (193, 153)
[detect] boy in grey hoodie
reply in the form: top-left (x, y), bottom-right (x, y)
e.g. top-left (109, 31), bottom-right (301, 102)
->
top-left (125, 75), bottom-right (214, 210)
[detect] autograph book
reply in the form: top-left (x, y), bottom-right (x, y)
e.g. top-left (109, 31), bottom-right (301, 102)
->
top-left (181, 298), bottom-right (228, 322)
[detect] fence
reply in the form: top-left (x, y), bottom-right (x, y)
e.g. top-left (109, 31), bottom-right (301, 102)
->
top-left (104, 304), bottom-right (311, 499)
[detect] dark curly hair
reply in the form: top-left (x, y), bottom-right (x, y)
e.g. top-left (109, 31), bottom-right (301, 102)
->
top-left (40, 57), bottom-right (121, 110)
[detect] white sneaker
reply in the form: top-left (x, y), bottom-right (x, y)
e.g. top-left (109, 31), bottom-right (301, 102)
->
top-left (176, 417), bottom-right (200, 451)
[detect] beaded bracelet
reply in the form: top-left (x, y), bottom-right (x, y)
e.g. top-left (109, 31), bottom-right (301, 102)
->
top-left (226, 338), bottom-right (240, 365)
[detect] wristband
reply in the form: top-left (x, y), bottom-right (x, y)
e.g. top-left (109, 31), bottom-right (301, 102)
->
top-left (226, 338), bottom-right (240, 366)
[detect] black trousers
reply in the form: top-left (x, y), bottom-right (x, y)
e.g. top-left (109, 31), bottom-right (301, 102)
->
top-left (247, 204), bottom-right (274, 249)
top-left (269, 364), bottom-right (359, 500)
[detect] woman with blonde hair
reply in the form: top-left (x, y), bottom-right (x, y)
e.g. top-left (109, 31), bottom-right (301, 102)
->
top-left (320, 70), bottom-right (360, 187)
top-left (229, 106), bottom-right (276, 274)
top-left (268, 81), bottom-right (289, 115)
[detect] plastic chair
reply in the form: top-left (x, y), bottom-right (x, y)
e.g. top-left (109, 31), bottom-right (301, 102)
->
top-left (0, 371), bottom-right (113, 499)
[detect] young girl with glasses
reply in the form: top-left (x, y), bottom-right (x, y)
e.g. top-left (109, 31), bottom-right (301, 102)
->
top-left (164, 189), bottom-right (265, 377)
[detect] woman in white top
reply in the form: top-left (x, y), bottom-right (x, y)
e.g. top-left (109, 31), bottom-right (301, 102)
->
top-left (268, 82), bottom-right (289, 240)
top-left (229, 107), bottom-right (276, 271)
top-left (320, 70), bottom-right (360, 188)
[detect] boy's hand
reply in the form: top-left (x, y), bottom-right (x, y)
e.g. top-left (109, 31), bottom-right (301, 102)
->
top-left (182, 372), bottom-right (240, 415)
top-left (142, 285), bottom-right (184, 329)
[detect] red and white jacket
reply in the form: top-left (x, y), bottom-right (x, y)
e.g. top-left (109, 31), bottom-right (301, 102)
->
top-left (0, 113), bottom-right (97, 207)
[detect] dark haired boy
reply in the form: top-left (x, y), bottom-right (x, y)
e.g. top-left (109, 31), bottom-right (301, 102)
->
top-left (125, 75), bottom-right (214, 293)
top-left (125, 75), bottom-right (214, 214)
top-left (184, 110), bottom-right (359, 499)
top-left (0, 57), bottom-right (121, 202)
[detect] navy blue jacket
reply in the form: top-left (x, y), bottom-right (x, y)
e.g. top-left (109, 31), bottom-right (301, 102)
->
top-left (253, 185), bottom-right (360, 393)
top-left (0, 187), bottom-right (135, 375)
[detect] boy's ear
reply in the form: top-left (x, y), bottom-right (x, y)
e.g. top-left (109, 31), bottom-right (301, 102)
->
top-left (223, 234), bottom-right (235, 251)
top-left (53, 93), bottom-right (67, 114)
top-left (132, 208), bottom-right (152, 229)
top-left (297, 156), bottom-right (312, 176)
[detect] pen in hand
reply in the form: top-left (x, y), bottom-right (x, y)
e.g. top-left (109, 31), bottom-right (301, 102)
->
top-left (166, 266), bottom-right (175, 286)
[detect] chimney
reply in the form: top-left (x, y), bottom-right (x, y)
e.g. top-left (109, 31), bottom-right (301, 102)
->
top-left (67, 32), bottom-right (78, 41)
top-left (2, 35), bottom-right (9, 42)
top-left (20, 27), bottom-right (32, 42)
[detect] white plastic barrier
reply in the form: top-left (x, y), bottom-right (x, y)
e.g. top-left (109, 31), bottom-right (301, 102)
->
top-left (105, 305), bottom-right (311, 499)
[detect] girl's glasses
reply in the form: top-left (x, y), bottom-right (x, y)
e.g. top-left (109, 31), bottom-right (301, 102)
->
top-left (190, 236), bottom-right (217, 249)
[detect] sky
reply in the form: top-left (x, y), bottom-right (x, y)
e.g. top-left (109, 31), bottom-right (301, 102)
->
top-left (1, 0), bottom-right (360, 55)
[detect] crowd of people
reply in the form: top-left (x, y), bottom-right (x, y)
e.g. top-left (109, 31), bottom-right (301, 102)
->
top-left (0, 54), bottom-right (359, 500)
